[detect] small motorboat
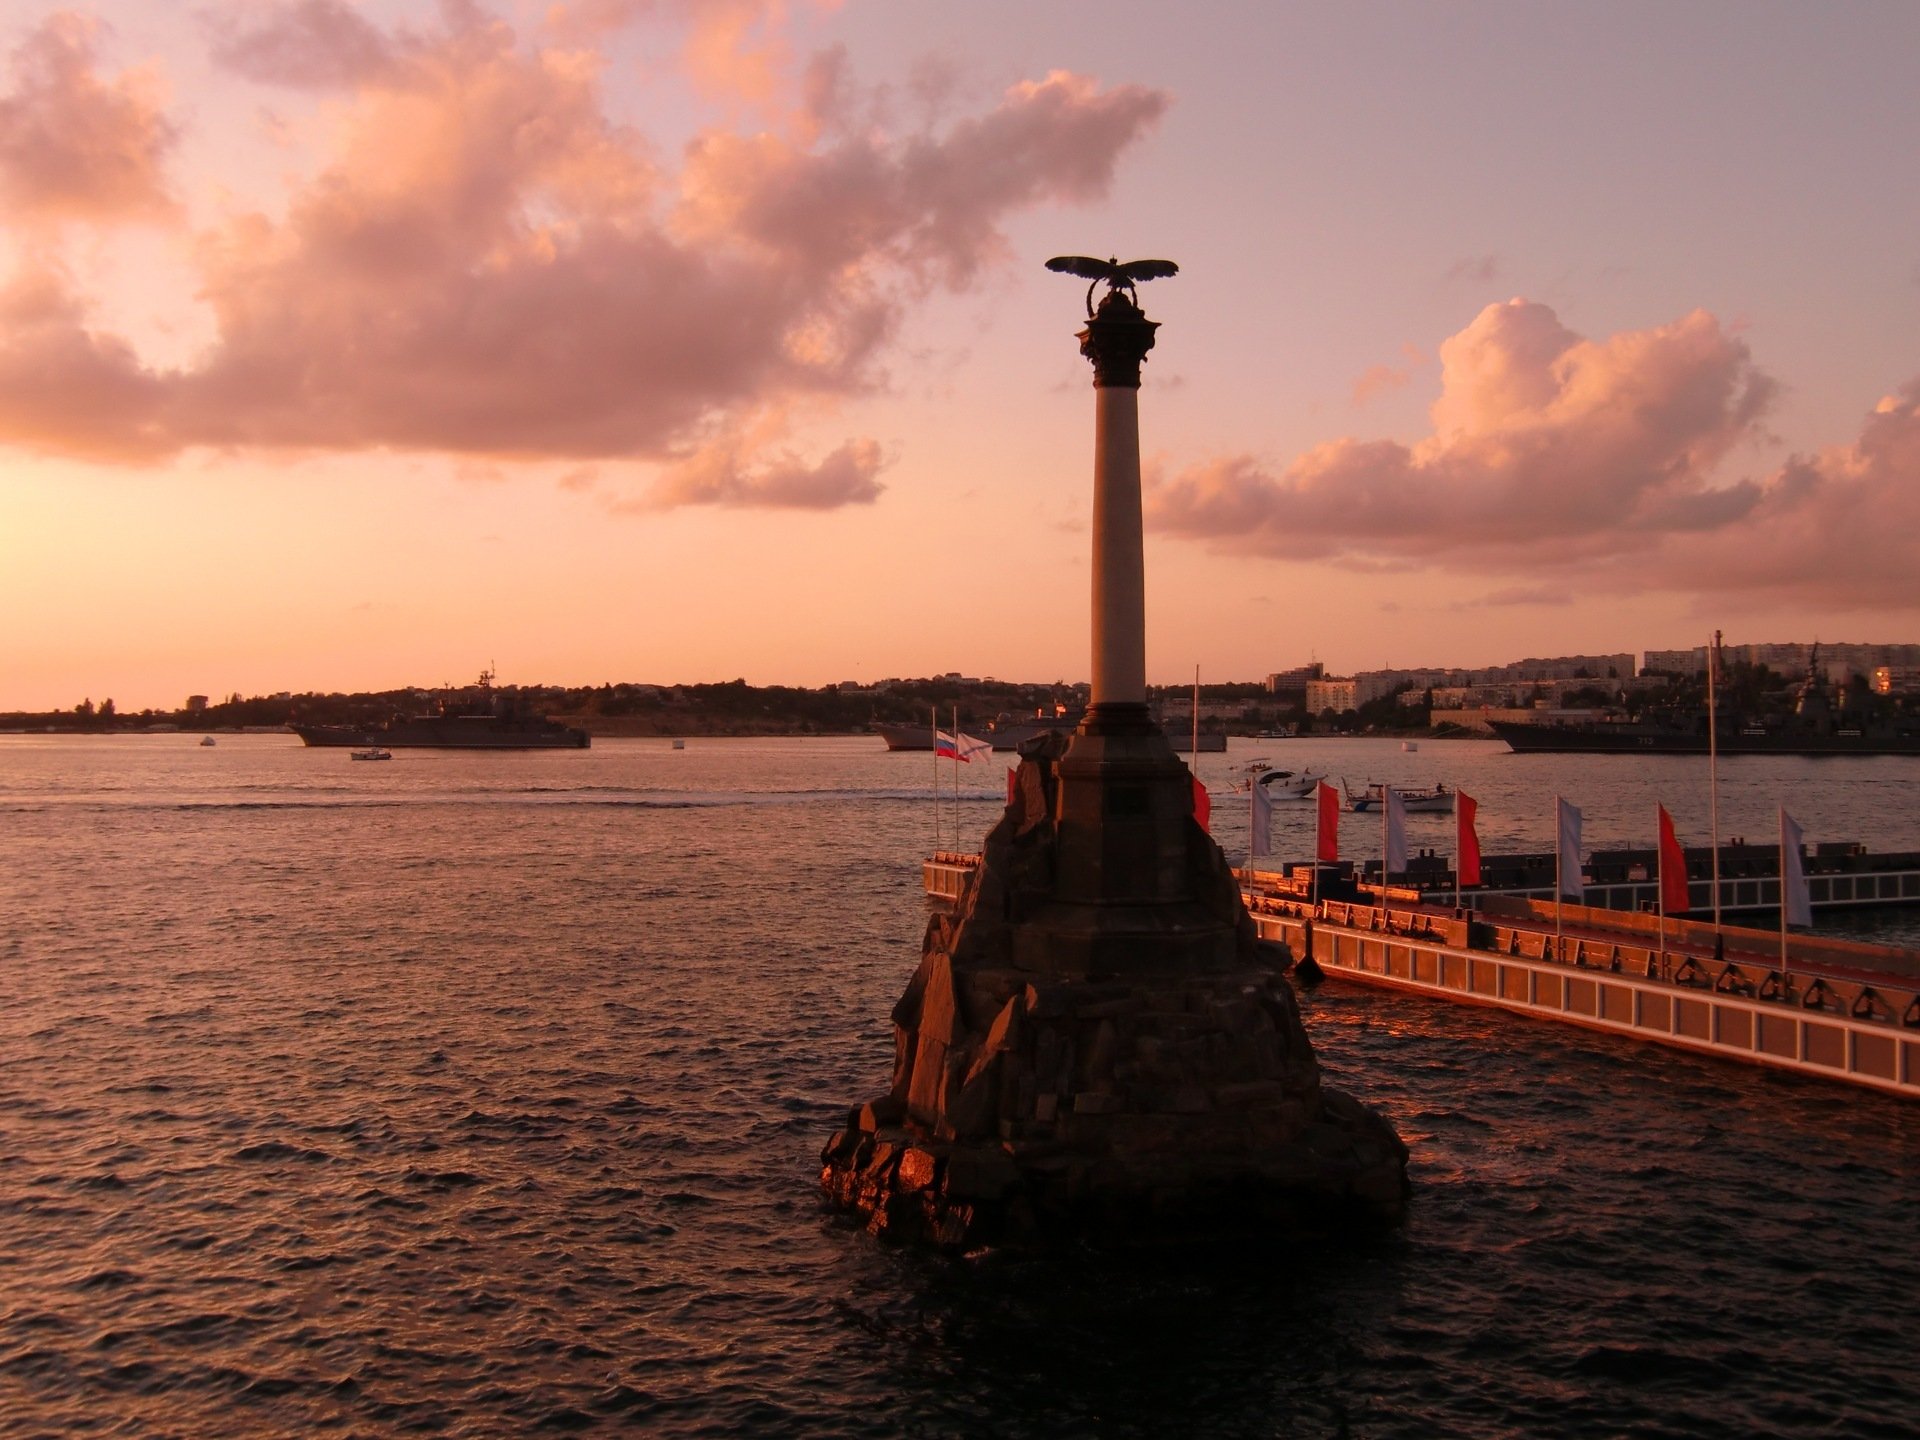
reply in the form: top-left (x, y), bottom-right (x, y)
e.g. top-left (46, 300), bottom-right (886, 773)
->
top-left (199, 736), bottom-right (217, 747)
top-left (350, 747), bottom-right (392, 762)
top-left (1255, 767), bottom-right (1326, 799)
top-left (1345, 779), bottom-right (1453, 813)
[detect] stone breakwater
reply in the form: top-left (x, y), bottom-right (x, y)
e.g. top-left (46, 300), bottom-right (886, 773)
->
top-left (822, 736), bottom-right (1408, 1249)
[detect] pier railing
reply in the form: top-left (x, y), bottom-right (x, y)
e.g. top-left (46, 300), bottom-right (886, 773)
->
top-left (922, 852), bottom-right (1920, 1098)
top-left (1244, 894), bottom-right (1919, 1099)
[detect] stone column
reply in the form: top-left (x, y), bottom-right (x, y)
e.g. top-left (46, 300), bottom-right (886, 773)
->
top-left (1079, 291), bottom-right (1158, 732)
top-left (1042, 287), bottom-right (1200, 933)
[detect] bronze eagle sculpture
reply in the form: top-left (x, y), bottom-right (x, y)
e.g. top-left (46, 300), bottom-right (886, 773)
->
top-left (1045, 255), bottom-right (1179, 316)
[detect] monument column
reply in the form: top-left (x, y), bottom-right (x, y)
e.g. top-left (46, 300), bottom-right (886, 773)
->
top-left (1083, 295), bottom-right (1157, 727)
top-left (1040, 275), bottom-right (1200, 936)
top-left (818, 256), bottom-right (1411, 1248)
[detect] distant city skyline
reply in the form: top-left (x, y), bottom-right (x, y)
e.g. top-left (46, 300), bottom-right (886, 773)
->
top-left (17, 636), bottom-right (1920, 719)
top-left (5, 2), bottom-right (1920, 711)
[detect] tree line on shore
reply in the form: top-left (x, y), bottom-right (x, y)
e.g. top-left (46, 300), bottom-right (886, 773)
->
top-left (13, 660), bottom-right (1896, 738)
top-left (5, 675), bottom-right (1322, 737)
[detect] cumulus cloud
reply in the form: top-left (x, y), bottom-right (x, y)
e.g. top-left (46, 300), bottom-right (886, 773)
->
top-left (0, 5), bottom-right (1167, 508)
top-left (0, 262), bottom-right (170, 458)
top-left (1667, 381), bottom-right (1920, 607)
top-left (1150, 299), bottom-right (1777, 561)
top-left (1151, 298), bottom-right (1920, 613)
top-left (675, 68), bottom-right (1168, 287)
top-left (0, 12), bottom-right (177, 223)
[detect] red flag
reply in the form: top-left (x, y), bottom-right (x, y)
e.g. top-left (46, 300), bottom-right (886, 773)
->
top-left (1315, 781), bottom-right (1340, 862)
top-left (1657, 804), bottom-right (1690, 914)
top-left (1457, 790), bottom-right (1481, 888)
top-left (1192, 775), bottom-right (1211, 833)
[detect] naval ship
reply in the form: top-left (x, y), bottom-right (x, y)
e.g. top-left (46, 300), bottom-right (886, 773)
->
top-left (292, 669), bottom-right (590, 750)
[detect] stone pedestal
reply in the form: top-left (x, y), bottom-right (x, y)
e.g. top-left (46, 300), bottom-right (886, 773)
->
top-left (820, 735), bottom-right (1410, 1249)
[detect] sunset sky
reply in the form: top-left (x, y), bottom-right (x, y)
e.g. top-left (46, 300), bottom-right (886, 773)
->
top-left (4, 1), bottom-right (1919, 711)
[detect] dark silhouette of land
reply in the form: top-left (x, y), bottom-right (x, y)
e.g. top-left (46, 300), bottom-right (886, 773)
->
top-left (11, 658), bottom-right (1905, 741)
top-left (1, 676), bottom-right (1296, 740)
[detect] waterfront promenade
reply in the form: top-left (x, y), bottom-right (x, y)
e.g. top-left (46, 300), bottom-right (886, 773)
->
top-left (925, 855), bottom-right (1920, 1097)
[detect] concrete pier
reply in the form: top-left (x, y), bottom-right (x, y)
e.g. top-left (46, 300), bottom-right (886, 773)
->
top-left (925, 856), bottom-right (1920, 1097)
top-left (1252, 898), bottom-right (1920, 1099)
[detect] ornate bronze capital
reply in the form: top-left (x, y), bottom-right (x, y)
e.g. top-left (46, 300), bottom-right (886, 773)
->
top-left (1076, 290), bottom-right (1158, 389)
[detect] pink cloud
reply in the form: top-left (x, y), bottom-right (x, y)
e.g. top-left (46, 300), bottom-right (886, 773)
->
top-left (1151, 298), bottom-right (1920, 614)
top-left (1150, 299), bottom-right (1776, 561)
top-left (1665, 382), bottom-right (1920, 607)
top-left (0, 13), bottom-right (177, 224)
top-left (676, 68), bottom-right (1168, 287)
top-left (642, 434), bottom-right (885, 508)
top-left (0, 8), bottom-right (1166, 508)
top-left (0, 263), bottom-right (170, 459)
top-left (206, 0), bottom-right (403, 89)
top-left (1350, 358), bottom-right (1413, 407)
top-left (1444, 254), bottom-right (1499, 284)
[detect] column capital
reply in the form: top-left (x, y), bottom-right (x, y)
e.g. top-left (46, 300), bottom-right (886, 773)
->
top-left (1076, 290), bottom-right (1158, 388)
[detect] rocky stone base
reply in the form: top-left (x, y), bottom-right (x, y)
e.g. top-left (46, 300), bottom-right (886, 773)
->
top-left (821, 731), bottom-right (1410, 1249)
top-left (820, 964), bottom-right (1409, 1250)
top-left (821, 1099), bottom-right (1405, 1252)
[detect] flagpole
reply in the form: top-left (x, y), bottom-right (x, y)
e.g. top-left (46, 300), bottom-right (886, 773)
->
top-left (1246, 749), bottom-right (1256, 885)
top-left (1708, 630), bottom-right (1723, 934)
top-left (1313, 788), bottom-right (1322, 916)
top-left (1191, 664), bottom-right (1200, 774)
top-left (1454, 798), bottom-right (1462, 909)
top-left (1656, 803), bottom-right (1667, 976)
top-left (930, 703), bottom-right (940, 854)
top-left (1381, 784), bottom-right (1389, 899)
top-left (952, 703), bottom-right (961, 851)
top-left (1779, 805), bottom-right (1789, 985)
top-left (1555, 792), bottom-right (1565, 964)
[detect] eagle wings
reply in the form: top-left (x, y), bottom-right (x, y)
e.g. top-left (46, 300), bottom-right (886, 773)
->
top-left (1045, 255), bottom-right (1179, 315)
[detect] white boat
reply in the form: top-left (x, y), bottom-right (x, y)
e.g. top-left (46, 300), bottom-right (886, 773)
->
top-left (1345, 779), bottom-right (1453, 813)
top-left (199, 736), bottom-right (217, 747)
top-left (1401, 740), bottom-right (1419, 752)
top-left (350, 747), bottom-right (392, 761)
top-left (1255, 767), bottom-right (1326, 799)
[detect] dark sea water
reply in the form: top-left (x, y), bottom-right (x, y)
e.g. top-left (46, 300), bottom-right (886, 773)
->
top-left (2, 734), bottom-right (1916, 1438)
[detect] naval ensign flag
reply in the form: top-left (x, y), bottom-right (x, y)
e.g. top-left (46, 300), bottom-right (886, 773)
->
top-left (1781, 808), bottom-right (1812, 928)
top-left (1556, 798), bottom-right (1585, 901)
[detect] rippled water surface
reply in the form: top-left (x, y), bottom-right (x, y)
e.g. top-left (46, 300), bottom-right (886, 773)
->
top-left (2, 735), bottom-right (1916, 1437)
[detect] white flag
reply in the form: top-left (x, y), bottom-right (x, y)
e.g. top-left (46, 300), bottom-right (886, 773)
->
top-left (1781, 808), bottom-right (1812, 927)
top-left (1250, 779), bottom-right (1274, 859)
top-left (1384, 786), bottom-right (1408, 875)
top-left (1556, 797), bottom-right (1585, 900)
top-left (956, 732), bottom-right (993, 764)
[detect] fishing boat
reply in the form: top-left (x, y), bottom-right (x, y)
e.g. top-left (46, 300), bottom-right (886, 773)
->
top-left (1345, 779), bottom-right (1454, 813)
top-left (350, 747), bottom-right (392, 761)
top-left (1255, 767), bottom-right (1326, 799)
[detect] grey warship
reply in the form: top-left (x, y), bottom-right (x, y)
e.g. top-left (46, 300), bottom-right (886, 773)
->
top-left (292, 669), bottom-right (589, 750)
